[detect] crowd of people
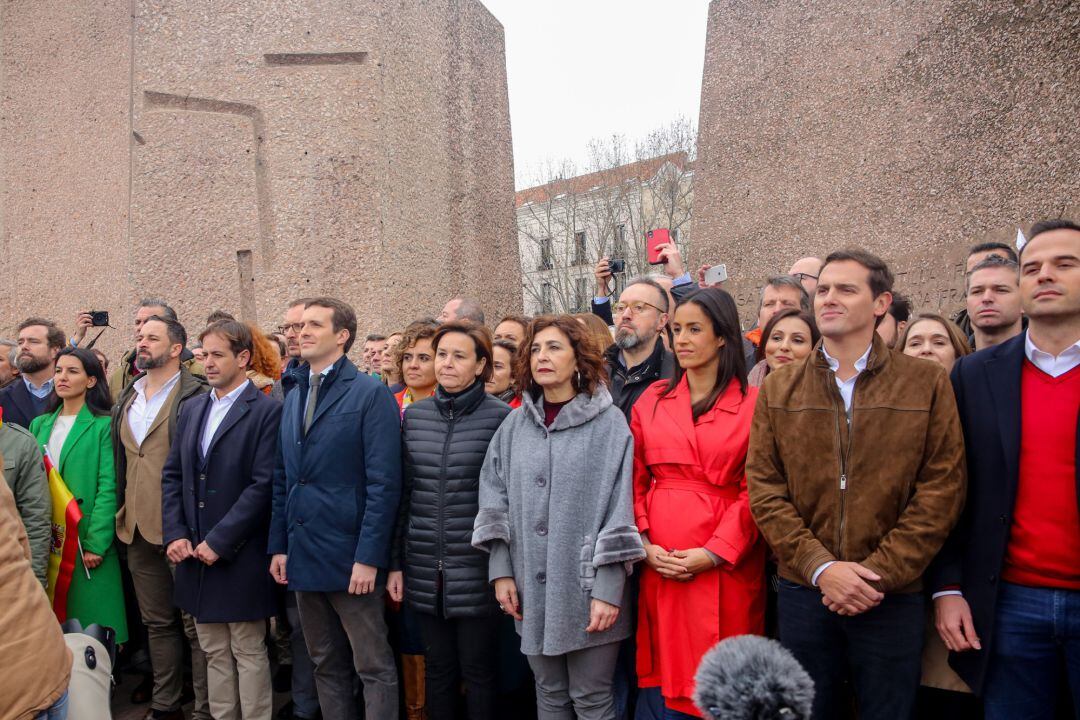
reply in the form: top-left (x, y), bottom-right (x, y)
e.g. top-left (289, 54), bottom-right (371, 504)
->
top-left (0, 218), bottom-right (1077, 720)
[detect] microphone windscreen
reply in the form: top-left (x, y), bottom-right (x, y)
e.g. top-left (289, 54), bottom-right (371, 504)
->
top-left (693, 634), bottom-right (814, 720)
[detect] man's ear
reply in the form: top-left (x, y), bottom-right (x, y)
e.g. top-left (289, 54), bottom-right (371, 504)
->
top-left (873, 291), bottom-right (893, 321)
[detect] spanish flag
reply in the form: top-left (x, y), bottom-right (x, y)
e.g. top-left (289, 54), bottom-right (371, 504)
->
top-left (44, 446), bottom-right (83, 621)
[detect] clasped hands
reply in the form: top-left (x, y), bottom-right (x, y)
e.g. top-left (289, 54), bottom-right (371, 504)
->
top-left (165, 538), bottom-right (220, 566)
top-left (644, 542), bottom-right (715, 581)
top-left (817, 561), bottom-right (884, 616)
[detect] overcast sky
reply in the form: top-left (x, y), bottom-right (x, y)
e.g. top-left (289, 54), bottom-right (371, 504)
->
top-left (482, 0), bottom-right (711, 189)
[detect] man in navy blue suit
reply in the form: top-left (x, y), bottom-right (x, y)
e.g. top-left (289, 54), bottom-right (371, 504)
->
top-left (0, 318), bottom-right (65, 429)
top-left (269, 297), bottom-right (402, 720)
top-left (162, 319), bottom-right (282, 720)
top-left (931, 219), bottom-right (1080, 719)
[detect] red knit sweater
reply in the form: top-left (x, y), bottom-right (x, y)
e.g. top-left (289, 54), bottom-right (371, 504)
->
top-left (1002, 361), bottom-right (1080, 589)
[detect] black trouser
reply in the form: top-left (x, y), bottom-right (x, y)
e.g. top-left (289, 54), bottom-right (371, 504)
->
top-left (417, 611), bottom-right (501, 720)
top-left (777, 579), bottom-right (925, 720)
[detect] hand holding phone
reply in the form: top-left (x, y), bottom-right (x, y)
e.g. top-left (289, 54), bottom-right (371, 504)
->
top-left (646, 229), bottom-right (670, 265)
top-left (703, 265), bottom-right (728, 286)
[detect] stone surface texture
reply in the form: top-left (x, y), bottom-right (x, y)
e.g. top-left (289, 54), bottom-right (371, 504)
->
top-left (0, 0), bottom-right (518, 358)
top-left (694, 0), bottom-right (1079, 322)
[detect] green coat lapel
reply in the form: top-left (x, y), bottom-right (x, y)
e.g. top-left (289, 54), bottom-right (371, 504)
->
top-left (58, 405), bottom-right (96, 477)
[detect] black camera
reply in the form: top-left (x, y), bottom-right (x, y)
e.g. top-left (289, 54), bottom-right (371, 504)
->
top-left (88, 311), bottom-right (110, 327)
top-left (608, 258), bottom-right (626, 274)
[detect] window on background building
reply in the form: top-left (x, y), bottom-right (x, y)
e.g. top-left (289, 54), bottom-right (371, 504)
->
top-left (613, 224), bottom-right (627, 259)
top-left (539, 237), bottom-right (553, 271)
top-left (541, 282), bottom-right (553, 314)
top-left (574, 231), bottom-right (587, 265)
top-left (575, 277), bottom-right (588, 312)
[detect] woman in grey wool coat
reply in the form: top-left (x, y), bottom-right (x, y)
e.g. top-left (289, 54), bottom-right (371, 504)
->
top-left (472, 315), bottom-right (646, 720)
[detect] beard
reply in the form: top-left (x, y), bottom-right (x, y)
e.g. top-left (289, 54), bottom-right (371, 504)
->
top-left (614, 326), bottom-right (646, 351)
top-left (135, 350), bottom-right (168, 371)
top-left (16, 353), bottom-right (50, 374)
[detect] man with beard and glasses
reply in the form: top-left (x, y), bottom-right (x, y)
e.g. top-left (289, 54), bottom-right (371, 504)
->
top-left (271, 298), bottom-right (311, 402)
top-left (604, 278), bottom-right (676, 422)
top-left (0, 318), bottom-right (65, 428)
top-left (112, 315), bottom-right (211, 720)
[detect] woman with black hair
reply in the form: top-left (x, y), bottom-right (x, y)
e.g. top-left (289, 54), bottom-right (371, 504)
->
top-left (30, 346), bottom-right (128, 642)
top-left (630, 288), bottom-right (765, 718)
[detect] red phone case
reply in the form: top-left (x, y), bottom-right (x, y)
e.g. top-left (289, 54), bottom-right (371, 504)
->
top-left (647, 229), bottom-right (671, 265)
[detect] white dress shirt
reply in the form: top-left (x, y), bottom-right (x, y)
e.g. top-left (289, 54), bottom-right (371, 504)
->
top-left (933, 330), bottom-right (1080, 600)
top-left (126, 371), bottom-right (181, 446)
top-left (1026, 331), bottom-right (1080, 378)
top-left (47, 415), bottom-right (76, 464)
top-left (812, 342), bottom-right (873, 586)
top-left (820, 342), bottom-right (873, 412)
top-left (200, 380), bottom-right (251, 456)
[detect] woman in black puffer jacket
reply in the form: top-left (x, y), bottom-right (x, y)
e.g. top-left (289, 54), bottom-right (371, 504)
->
top-left (388, 321), bottom-right (512, 720)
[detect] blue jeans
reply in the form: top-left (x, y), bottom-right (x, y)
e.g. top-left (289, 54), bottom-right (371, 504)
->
top-left (35, 689), bottom-right (69, 720)
top-left (983, 582), bottom-right (1080, 720)
top-left (634, 687), bottom-right (698, 720)
top-left (777, 579), bottom-right (925, 720)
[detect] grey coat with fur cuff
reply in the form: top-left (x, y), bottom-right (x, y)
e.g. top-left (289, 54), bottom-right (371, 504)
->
top-left (472, 386), bottom-right (646, 656)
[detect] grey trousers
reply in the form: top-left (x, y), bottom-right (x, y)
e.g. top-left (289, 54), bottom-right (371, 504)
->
top-left (296, 588), bottom-right (399, 720)
top-left (286, 601), bottom-right (320, 719)
top-left (127, 530), bottom-right (209, 718)
top-left (527, 641), bottom-right (622, 720)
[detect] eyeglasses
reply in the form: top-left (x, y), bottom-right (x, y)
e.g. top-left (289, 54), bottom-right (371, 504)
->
top-left (278, 323), bottom-right (304, 334)
top-left (613, 300), bottom-right (664, 316)
top-left (792, 272), bottom-right (819, 282)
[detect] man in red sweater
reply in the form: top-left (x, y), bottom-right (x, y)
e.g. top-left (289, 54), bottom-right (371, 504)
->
top-left (931, 218), bottom-right (1080, 719)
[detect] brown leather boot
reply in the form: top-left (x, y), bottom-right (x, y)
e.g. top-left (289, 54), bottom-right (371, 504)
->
top-left (402, 653), bottom-right (427, 720)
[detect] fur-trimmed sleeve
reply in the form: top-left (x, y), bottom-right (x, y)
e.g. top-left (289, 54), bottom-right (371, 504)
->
top-left (593, 421), bottom-right (646, 569)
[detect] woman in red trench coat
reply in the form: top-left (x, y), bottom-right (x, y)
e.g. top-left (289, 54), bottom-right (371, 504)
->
top-left (630, 288), bottom-right (766, 718)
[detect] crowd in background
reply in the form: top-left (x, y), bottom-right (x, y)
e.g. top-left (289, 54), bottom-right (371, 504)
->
top-left (1, 218), bottom-right (1077, 720)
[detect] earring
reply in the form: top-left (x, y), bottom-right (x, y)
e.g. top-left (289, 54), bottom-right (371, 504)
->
top-left (575, 369), bottom-right (581, 388)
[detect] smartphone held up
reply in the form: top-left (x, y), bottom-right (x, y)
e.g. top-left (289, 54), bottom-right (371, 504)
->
top-left (646, 229), bottom-right (670, 265)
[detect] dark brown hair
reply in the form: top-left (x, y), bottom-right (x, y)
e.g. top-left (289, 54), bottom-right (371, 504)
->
top-left (659, 288), bottom-right (747, 421)
top-left (199, 320), bottom-right (253, 359)
top-left (822, 248), bottom-right (895, 298)
top-left (515, 315), bottom-right (608, 398)
top-left (17, 317), bottom-right (66, 351)
top-left (304, 297), bottom-right (358, 353)
top-left (433, 321), bottom-right (495, 384)
top-left (395, 319), bottom-right (439, 378)
top-left (754, 308), bottom-right (821, 363)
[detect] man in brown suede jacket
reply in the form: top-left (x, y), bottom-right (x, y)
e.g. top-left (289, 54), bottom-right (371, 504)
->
top-left (747, 248), bottom-right (966, 720)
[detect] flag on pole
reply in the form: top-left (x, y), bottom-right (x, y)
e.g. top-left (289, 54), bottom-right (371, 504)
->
top-left (44, 446), bottom-right (83, 621)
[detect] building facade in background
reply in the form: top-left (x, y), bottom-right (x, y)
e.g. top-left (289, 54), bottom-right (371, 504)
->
top-left (515, 153), bottom-right (693, 316)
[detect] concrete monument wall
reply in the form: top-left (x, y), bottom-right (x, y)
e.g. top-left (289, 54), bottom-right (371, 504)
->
top-left (0, 0), bottom-right (519, 358)
top-left (693, 0), bottom-right (1079, 322)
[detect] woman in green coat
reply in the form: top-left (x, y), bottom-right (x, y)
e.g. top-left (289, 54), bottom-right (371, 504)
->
top-left (31, 347), bottom-right (127, 642)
